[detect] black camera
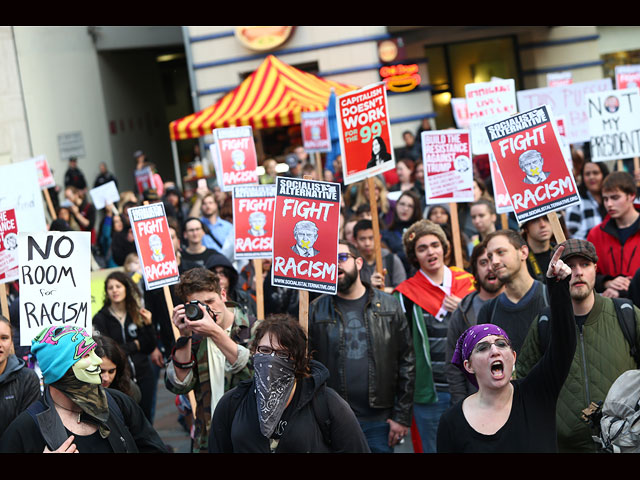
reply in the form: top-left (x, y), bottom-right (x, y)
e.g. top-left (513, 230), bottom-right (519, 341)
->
top-left (184, 300), bottom-right (215, 321)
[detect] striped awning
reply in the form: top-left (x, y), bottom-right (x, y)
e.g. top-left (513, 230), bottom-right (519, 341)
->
top-left (169, 55), bottom-right (360, 140)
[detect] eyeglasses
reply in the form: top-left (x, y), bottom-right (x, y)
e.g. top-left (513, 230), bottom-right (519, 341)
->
top-left (337, 252), bottom-right (356, 263)
top-left (473, 339), bottom-right (511, 354)
top-left (256, 346), bottom-right (291, 360)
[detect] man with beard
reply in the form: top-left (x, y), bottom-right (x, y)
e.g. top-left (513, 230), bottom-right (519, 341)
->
top-left (445, 243), bottom-right (505, 404)
top-left (517, 239), bottom-right (640, 453)
top-left (308, 241), bottom-right (415, 453)
top-left (189, 190), bottom-right (232, 254)
top-left (475, 229), bottom-right (549, 354)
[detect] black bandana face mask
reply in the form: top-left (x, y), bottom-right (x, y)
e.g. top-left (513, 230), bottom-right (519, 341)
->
top-left (253, 353), bottom-right (296, 438)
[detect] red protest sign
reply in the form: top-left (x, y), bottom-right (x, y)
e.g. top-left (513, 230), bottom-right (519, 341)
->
top-left (272, 177), bottom-right (341, 294)
top-left (128, 203), bottom-right (180, 290)
top-left (301, 111), bottom-right (331, 152)
top-left (422, 130), bottom-right (474, 204)
top-left (34, 155), bottom-right (56, 190)
top-left (213, 126), bottom-right (259, 192)
top-left (488, 153), bottom-right (513, 214)
top-left (337, 82), bottom-right (395, 185)
top-left (0, 209), bottom-right (18, 283)
top-left (135, 167), bottom-right (156, 195)
top-left (232, 184), bottom-right (276, 259)
top-left (485, 105), bottom-right (580, 224)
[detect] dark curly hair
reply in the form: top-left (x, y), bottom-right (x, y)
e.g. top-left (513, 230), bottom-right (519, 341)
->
top-left (402, 219), bottom-right (450, 269)
top-left (250, 314), bottom-right (311, 379)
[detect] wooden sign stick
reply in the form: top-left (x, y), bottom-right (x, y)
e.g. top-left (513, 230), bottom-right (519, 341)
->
top-left (500, 213), bottom-right (509, 230)
top-left (0, 285), bottom-right (9, 320)
top-left (448, 202), bottom-right (464, 268)
top-left (547, 211), bottom-right (566, 244)
top-left (634, 157), bottom-right (640, 186)
top-left (163, 284), bottom-right (197, 419)
top-left (253, 258), bottom-right (264, 321)
top-left (43, 189), bottom-right (57, 221)
top-left (367, 177), bottom-right (384, 281)
top-left (314, 152), bottom-right (323, 181)
top-left (298, 175), bottom-right (314, 333)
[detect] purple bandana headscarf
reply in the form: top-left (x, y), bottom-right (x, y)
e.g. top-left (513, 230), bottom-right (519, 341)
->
top-left (451, 324), bottom-right (510, 388)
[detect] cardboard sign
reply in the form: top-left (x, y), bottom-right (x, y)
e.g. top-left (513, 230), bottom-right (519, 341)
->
top-left (19, 231), bottom-right (92, 346)
top-left (135, 166), bottom-right (156, 195)
top-left (547, 71), bottom-right (573, 87)
top-left (128, 203), bottom-right (180, 290)
top-left (516, 78), bottom-right (613, 145)
top-left (271, 177), bottom-right (341, 294)
top-left (90, 181), bottom-right (120, 210)
top-left (301, 111), bottom-right (331, 152)
top-left (0, 159), bottom-right (47, 235)
top-left (0, 209), bottom-right (19, 283)
top-left (465, 79), bottom-right (518, 155)
top-left (422, 129), bottom-right (474, 204)
top-left (337, 82), bottom-right (395, 185)
top-left (32, 155), bottom-right (56, 190)
top-left (232, 184), bottom-right (276, 259)
top-left (485, 105), bottom-right (580, 224)
top-left (212, 126), bottom-right (259, 192)
top-left (488, 153), bottom-right (514, 214)
top-left (587, 88), bottom-right (640, 162)
top-left (451, 98), bottom-right (470, 129)
top-left (615, 65), bottom-right (640, 90)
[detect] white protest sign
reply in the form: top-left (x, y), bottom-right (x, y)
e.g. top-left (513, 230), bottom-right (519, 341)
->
top-left (90, 181), bottom-right (120, 210)
top-left (450, 98), bottom-right (470, 129)
top-left (19, 231), bottom-right (92, 346)
top-left (0, 159), bottom-right (47, 234)
top-left (516, 78), bottom-right (613, 145)
top-left (465, 79), bottom-right (518, 155)
top-left (547, 71), bottom-right (573, 87)
top-left (587, 88), bottom-right (640, 162)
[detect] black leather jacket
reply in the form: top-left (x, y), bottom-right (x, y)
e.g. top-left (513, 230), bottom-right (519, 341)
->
top-left (308, 285), bottom-right (415, 426)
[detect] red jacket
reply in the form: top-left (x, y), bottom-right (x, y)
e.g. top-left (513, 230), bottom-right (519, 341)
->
top-left (586, 212), bottom-right (640, 281)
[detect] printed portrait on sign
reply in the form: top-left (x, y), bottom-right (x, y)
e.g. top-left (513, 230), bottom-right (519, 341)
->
top-left (248, 211), bottom-right (267, 237)
top-left (231, 149), bottom-right (246, 171)
top-left (291, 220), bottom-right (319, 257)
top-left (519, 150), bottom-right (550, 185)
top-left (366, 136), bottom-right (393, 169)
top-left (3, 233), bottom-right (17, 251)
top-left (149, 234), bottom-right (165, 262)
top-left (454, 155), bottom-right (470, 173)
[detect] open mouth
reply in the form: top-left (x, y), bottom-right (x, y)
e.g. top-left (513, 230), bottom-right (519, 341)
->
top-left (490, 361), bottom-right (504, 379)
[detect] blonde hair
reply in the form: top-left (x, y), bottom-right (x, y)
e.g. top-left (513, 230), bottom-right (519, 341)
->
top-left (353, 177), bottom-right (389, 214)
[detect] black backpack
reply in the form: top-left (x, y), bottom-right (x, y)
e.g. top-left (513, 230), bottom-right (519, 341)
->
top-left (536, 297), bottom-right (640, 366)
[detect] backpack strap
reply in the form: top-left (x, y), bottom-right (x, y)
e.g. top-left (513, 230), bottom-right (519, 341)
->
top-left (611, 298), bottom-right (640, 367)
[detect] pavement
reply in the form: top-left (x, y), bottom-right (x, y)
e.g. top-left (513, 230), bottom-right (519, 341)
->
top-left (151, 369), bottom-right (414, 453)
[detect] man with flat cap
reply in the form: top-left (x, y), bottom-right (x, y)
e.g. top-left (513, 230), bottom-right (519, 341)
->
top-left (517, 238), bottom-right (640, 453)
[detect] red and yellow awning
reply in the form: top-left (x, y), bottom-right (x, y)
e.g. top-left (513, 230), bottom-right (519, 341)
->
top-left (169, 55), bottom-right (360, 140)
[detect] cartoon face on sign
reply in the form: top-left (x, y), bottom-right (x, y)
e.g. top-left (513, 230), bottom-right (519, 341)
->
top-left (519, 150), bottom-right (550, 185)
top-left (232, 150), bottom-right (246, 171)
top-left (291, 220), bottom-right (319, 257)
top-left (3, 233), bottom-right (17, 251)
top-left (311, 126), bottom-right (321, 140)
top-left (248, 211), bottom-right (267, 236)
top-left (149, 234), bottom-right (165, 262)
top-left (454, 155), bottom-right (470, 173)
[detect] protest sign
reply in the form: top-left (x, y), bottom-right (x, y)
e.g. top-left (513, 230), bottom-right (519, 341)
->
top-left (271, 177), bottom-right (341, 294)
top-left (128, 203), bottom-right (180, 290)
top-left (465, 79), bottom-right (518, 155)
top-left (422, 129), bottom-right (474, 204)
top-left (451, 98), bottom-right (470, 129)
top-left (337, 82), bottom-right (395, 185)
top-left (32, 155), bottom-right (56, 190)
top-left (485, 105), bottom-right (580, 224)
top-left (212, 126), bottom-right (259, 192)
top-left (135, 166), bottom-right (156, 195)
top-left (488, 153), bottom-right (514, 214)
top-left (547, 71), bottom-right (573, 87)
top-left (586, 87), bottom-right (640, 162)
top-left (301, 110), bottom-right (331, 152)
top-left (19, 231), bottom-right (91, 346)
top-left (0, 159), bottom-right (47, 235)
top-left (516, 78), bottom-right (613, 145)
top-left (0, 209), bottom-right (19, 283)
top-left (232, 184), bottom-right (276, 259)
top-left (615, 65), bottom-right (640, 90)
top-left (90, 180), bottom-right (120, 210)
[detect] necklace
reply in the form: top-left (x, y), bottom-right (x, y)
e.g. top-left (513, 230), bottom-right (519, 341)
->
top-left (52, 399), bottom-right (83, 424)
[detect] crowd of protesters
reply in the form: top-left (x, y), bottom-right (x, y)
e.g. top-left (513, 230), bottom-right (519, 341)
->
top-left (2, 134), bottom-right (640, 455)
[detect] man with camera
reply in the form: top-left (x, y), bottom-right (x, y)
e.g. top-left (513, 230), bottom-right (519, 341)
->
top-left (165, 267), bottom-right (255, 453)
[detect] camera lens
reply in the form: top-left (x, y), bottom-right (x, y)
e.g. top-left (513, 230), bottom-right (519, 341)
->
top-left (184, 302), bottom-right (204, 320)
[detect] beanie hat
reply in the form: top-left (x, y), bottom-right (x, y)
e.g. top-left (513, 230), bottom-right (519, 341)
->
top-left (31, 325), bottom-right (97, 385)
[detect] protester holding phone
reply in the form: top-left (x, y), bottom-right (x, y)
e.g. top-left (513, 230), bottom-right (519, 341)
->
top-left (164, 267), bottom-right (256, 453)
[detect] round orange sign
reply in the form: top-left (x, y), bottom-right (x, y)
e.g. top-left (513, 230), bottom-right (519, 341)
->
top-left (235, 26), bottom-right (294, 51)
